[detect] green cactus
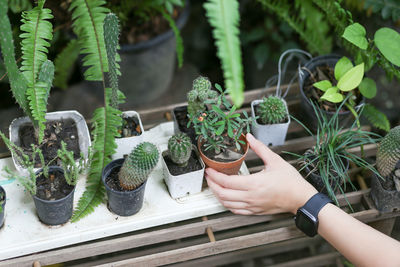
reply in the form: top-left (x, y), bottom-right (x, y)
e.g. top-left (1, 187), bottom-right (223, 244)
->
top-left (256, 96), bottom-right (288, 124)
top-left (118, 142), bottom-right (159, 190)
top-left (168, 133), bottom-right (192, 167)
top-left (187, 76), bottom-right (218, 117)
top-left (377, 126), bottom-right (400, 177)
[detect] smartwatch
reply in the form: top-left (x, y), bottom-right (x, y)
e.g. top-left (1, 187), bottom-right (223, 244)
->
top-left (294, 193), bottom-right (333, 237)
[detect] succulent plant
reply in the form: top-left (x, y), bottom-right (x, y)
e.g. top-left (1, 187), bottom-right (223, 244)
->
top-left (257, 96), bottom-right (288, 124)
top-left (187, 76), bottom-right (218, 117)
top-left (168, 133), bottom-right (192, 167)
top-left (118, 142), bottom-right (159, 190)
top-left (377, 126), bottom-right (400, 177)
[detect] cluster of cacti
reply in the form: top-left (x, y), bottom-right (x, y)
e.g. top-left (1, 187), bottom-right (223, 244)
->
top-left (187, 76), bottom-right (218, 117)
top-left (168, 133), bottom-right (192, 167)
top-left (377, 126), bottom-right (400, 177)
top-left (118, 142), bottom-right (159, 190)
top-left (257, 96), bottom-right (288, 124)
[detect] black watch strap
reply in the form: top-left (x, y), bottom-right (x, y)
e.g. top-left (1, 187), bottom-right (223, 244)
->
top-left (303, 193), bottom-right (333, 215)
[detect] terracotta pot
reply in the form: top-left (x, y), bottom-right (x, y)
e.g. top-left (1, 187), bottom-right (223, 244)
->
top-left (198, 134), bottom-right (249, 175)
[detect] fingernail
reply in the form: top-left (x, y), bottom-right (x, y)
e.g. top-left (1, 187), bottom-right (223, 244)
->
top-left (246, 133), bottom-right (254, 141)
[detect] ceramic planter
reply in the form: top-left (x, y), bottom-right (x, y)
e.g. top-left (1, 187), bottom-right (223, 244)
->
top-left (370, 174), bottom-right (400, 213)
top-left (198, 134), bottom-right (249, 175)
top-left (112, 111), bottom-right (144, 160)
top-left (251, 99), bottom-right (290, 146)
top-left (102, 158), bottom-right (147, 216)
top-left (0, 185), bottom-right (6, 228)
top-left (172, 105), bottom-right (197, 144)
top-left (161, 145), bottom-right (205, 199)
top-left (9, 110), bottom-right (91, 173)
top-left (33, 166), bottom-right (75, 225)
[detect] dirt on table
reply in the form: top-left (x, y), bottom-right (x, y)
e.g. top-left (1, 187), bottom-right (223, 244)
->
top-left (36, 169), bottom-right (74, 201)
top-left (164, 151), bottom-right (202, 176)
top-left (119, 115), bottom-right (142, 138)
top-left (19, 119), bottom-right (80, 168)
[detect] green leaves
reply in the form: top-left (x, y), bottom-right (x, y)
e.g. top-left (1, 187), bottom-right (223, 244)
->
top-left (54, 39), bottom-right (80, 89)
top-left (361, 104), bottom-right (390, 132)
top-left (334, 57), bottom-right (353, 81)
top-left (374, 27), bottom-right (400, 67)
top-left (313, 80), bottom-right (332, 92)
top-left (337, 63), bottom-right (364, 92)
top-left (160, 9), bottom-right (184, 68)
top-left (320, 87), bottom-right (343, 103)
top-left (359, 77), bottom-right (377, 99)
top-left (204, 0), bottom-right (244, 107)
top-left (342, 23), bottom-right (368, 50)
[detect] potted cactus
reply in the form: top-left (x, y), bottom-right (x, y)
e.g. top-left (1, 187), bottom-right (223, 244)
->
top-left (161, 133), bottom-right (205, 199)
top-left (173, 76), bottom-right (218, 143)
top-left (102, 142), bottom-right (159, 216)
top-left (251, 96), bottom-right (290, 146)
top-left (0, 186), bottom-right (5, 228)
top-left (371, 126), bottom-right (400, 212)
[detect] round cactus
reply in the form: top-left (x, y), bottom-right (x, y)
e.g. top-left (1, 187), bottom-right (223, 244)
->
top-left (377, 126), bottom-right (400, 177)
top-left (187, 76), bottom-right (217, 117)
top-left (192, 76), bottom-right (211, 92)
top-left (168, 133), bottom-right (192, 167)
top-left (257, 96), bottom-right (288, 124)
top-left (118, 142), bottom-right (159, 190)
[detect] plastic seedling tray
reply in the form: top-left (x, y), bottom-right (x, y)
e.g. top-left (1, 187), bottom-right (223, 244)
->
top-left (0, 122), bottom-right (249, 260)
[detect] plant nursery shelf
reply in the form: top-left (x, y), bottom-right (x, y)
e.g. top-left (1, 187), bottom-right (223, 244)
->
top-left (0, 86), bottom-right (398, 267)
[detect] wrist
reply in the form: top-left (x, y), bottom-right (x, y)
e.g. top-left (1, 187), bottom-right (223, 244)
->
top-left (291, 186), bottom-right (318, 214)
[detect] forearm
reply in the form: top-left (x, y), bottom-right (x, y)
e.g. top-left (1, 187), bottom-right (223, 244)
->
top-left (318, 204), bottom-right (400, 267)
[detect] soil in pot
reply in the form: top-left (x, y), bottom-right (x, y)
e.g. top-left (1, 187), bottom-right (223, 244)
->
top-left (254, 104), bottom-right (289, 125)
top-left (201, 136), bottom-right (245, 163)
top-left (174, 106), bottom-right (196, 143)
top-left (118, 115), bottom-right (142, 138)
top-left (19, 119), bottom-right (80, 168)
top-left (163, 151), bottom-right (202, 176)
top-left (36, 170), bottom-right (74, 201)
top-left (105, 167), bottom-right (145, 192)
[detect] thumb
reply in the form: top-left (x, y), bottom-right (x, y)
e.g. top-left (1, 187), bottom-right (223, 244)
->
top-left (246, 133), bottom-right (278, 167)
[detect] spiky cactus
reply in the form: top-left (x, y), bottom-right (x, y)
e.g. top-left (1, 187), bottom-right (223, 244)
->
top-left (257, 96), bottom-right (288, 124)
top-left (377, 126), bottom-right (400, 178)
top-left (168, 133), bottom-right (192, 167)
top-left (187, 76), bottom-right (218, 117)
top-left (118, 142), bottom-right (159, 190)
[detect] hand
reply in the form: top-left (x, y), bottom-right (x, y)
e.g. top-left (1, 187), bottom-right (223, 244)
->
top-left (205, 133), bottom-right (318, 215)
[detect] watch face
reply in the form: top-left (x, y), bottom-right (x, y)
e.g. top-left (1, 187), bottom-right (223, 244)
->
top-left (296, 208), bottom-right (318, 237)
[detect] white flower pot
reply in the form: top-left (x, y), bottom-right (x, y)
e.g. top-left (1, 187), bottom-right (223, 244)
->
top-left (9, 110), bottom-right (91, 173)
top-left (251, 99), bottom-right (290, 146)
top-left (112, 111), bottom-right (144, 160)
top-left (161, 145), bottom-right (205, 199)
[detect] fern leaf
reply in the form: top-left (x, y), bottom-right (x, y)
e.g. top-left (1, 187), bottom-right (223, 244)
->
top-left (361, 104), bottom-right (390, 132)
top-left (54, 39), bottom-right (80, 89)
top-left (69, 0), bottom-right (109, 81)
top-left (160, 10), bottom-right (184, 68)
top-left (9, 0), bottom-right (32, 13)
top-left (204, 0), bottom-right (244, 107)
top-left (72, 88), bottom-right (122, 222)
top-left (0, 0), bottom-right (30, 116)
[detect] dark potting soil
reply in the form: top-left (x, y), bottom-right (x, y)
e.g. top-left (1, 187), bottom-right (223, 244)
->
top-left (119, 115), bottom-right (142, 138)
top-left (106, 167), bottom-right (143, 192)
top-left (19, 119), bottom-right (80, 168)
top-left (36, 170), bottom-right (74, 201)
top-left (254, 104), bottom-right (288, 125)
top-left (164, 151), bottom-right (202, 176)
top-left (174, 107), bottom-right (195, 137)
top-left (201, 136), bottom-right (245, 163)
top-left (304, 65), bottom-right (363, 113)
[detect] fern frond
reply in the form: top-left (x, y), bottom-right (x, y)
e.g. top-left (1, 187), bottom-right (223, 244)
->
top-left (0, 0), bottom-right (30, 116)
top-left (54, 39), bottom-right (80, 89)
top-left (361, 104), bottom-right (390, 132)
top-left (69, 0), bottom-right (109, 81)
top-left (9, 0), bottom-right (32, 13)
top-left (72, 88), bottom-right (122, 222)
top-left (160, 9), bottom-right (184, 68)
top-left (204, 0), bottom-right (244, 107)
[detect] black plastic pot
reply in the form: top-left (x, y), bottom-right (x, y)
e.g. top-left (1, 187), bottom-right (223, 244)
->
top-left (33, 166), bottom-right (75, 225)
top-left (172, 105), bottom-right (197, 144)
top-left (298, 54), bottom-right (363, 132)
top-left (0, 186), bottom-right (6, 228)
top-left (370, 174), bottom-right (400, 213)
top-left (118, 2), bottom-right (190, 108)
top-left (102, 158), bottom-right (147, 216)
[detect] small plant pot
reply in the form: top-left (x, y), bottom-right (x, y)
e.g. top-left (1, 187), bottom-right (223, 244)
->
top-left (370, 173), bottom-right (400, 213)
top-left (0, 186), bottom-right (6, 228)
top-left (161, 145), bottom-right (205, 199)
top-left (113, 111), bottom-right (144, 160)
top-left (102, 158), bottom-right (147, 216)
top-left (32, 166), bottom-right (75, 226)
top-left (251, 99), bottom-right (290, 146)
top-left (198, 134), bottom-right (249, 175)
top-left (9, 110), bottom-right (91, 173)
top-left (172, 105), bottom-right (197, 144)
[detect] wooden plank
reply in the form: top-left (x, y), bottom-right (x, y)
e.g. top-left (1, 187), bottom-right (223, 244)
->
top-left (368, 218), bottom-right (396, 236)
top-left (268, 251), bottom-right (342, 267)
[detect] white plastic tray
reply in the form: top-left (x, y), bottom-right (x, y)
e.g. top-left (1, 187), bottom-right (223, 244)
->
top-left (0, 122), bottom-right (249, 260)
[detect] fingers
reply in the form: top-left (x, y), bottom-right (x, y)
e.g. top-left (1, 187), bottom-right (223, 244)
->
top-left (205, 168), bottom-right (249, 190)
top-left (246, 133), bottom-right (279, 166)
top-left (207, 176), bottom-right (249, 202)
top-left (230, 209), bottom-right (254, 215)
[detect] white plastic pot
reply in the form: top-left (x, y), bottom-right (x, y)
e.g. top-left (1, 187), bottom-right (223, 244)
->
top-left (112, 111), bottom-right (144, 160)
top-left (251, 99), bottom-right (290, 146)
top-left (161, 145), bottom-right (205, 199)
top-left (9, 110), bottom-right (91, 173)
